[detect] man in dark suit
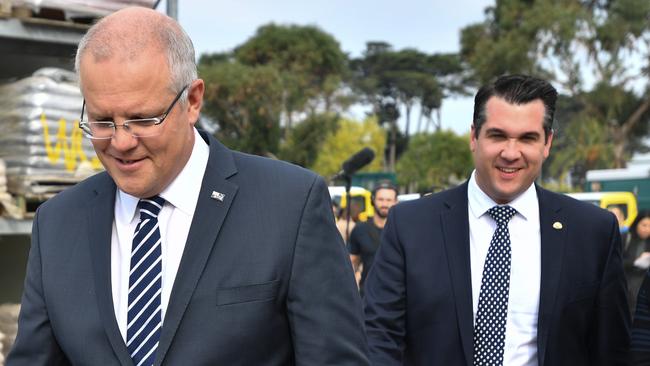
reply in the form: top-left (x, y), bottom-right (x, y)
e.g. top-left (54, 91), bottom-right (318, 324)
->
top-left (8, 7), bottom-right (368, 366)
top-left (364, 75), bottom-right (630, 366)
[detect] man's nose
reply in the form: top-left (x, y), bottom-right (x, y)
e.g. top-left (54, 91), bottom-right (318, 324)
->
top-left (110, 125), bottom-right (138, 150)
top-left (500, 139), bottom-right (521, 161)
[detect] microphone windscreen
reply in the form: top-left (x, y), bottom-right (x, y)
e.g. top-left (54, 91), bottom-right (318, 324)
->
top-left (342, 147), bottom-right (375, 175)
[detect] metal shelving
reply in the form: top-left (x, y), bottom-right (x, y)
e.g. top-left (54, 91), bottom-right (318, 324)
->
top-left (0, 16), bottom-right (85, 80)
top-left (0, 218), bottom-right (31, 235)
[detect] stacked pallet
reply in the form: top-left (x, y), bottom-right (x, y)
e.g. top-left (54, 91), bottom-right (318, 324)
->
top-left (0, 68), bottom-right (102, 215)
top-left (5, 0), bottom-right (156, 22)
top-left (0, 160), bottom-right (21, 219)
top-left (0, 304), bottom-right (19, 364)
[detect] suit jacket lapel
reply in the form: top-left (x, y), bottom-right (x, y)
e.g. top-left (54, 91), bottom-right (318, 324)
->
top-left (155, 133), bottom-right (239, 365)
top-left (87, 173), bottom-right (133, 366)
top-left (536, 186), bottom-right (567, 366)
top-left (440, 183), bottom-right (474, 366)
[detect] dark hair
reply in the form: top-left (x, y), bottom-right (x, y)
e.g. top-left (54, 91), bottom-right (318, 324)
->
top-left (630, 210), bottom-right (650, 241)
top-left (473, 74), bottom-right (558, 141)
top-left (372, 181), bottom-right (398, 201)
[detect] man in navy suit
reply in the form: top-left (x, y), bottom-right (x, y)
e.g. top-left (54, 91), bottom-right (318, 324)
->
top-left (364, 75), bottom-right (630, 365)
top-left (8, 7), bottom-right (368, 366)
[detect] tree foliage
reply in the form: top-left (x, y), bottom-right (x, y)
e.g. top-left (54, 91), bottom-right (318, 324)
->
top-left (199, 24), bottom-right (352, 157)
top-left (460, 0), bottom-right (650, 180)
top-left (311, 116), bottom-right (386, 177)
top-left (350, 42), bottom-right (466, 171)
top-left (396, 131), bottom-right (473, 193)
top-left (199, 61), bottom-right (283, 156)
top-left (278, 113), bottom-right (339, 168)
top-left (234, 23), bottom-right (348, 129)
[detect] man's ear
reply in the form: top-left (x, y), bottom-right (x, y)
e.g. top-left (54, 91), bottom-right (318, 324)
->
top-left (186, 79), bottom-right (204, 126)
top-left (470, 124), bottom-right (477, 152)
top-left (543, 129), bottom-right (554, 159)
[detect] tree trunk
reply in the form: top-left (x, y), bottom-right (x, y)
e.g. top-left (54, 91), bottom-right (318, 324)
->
top-left (404, 103), bottom-right (412, 137)
top-left (416, 109), bottom-right (424, 134)
top-left (612, 94), bottom-right (650, 168)
top-left (281, 90), bottom-right (290, 140)
top-left (389, 121), bottom-right (398, 172)
top-left (324, 92), bottom-right (332, 114)
top-left (285, 110), bottom-right (293, 135)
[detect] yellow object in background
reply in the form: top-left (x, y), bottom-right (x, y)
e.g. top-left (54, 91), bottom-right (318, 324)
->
top-left (40, 113), bottom-right (102, 172)
top-left (567, 191), bottom-right (638, 228)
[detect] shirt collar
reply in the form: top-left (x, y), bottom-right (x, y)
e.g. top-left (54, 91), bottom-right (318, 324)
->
top-left (117, 128), bottom-right (210, 222)
top-left (467, 170), bottom-right (538, 221)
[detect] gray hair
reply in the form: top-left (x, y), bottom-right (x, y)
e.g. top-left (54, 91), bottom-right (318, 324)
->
top-left (74, 8), bottom-right (196, 102)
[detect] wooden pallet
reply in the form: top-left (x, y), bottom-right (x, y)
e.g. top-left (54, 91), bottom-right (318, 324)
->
top-left (0, 1), bottom-right (95, 28)
top-left (0, 188), bottom-right (55, 219)
top-left (0, 0), bottom-right (11, 16)
top-left (6, 175), bottom-right (81, 217)
top-left (13, 195), bottom-right (48, 218)
top-left (8, 175), bottom-right (80, 197)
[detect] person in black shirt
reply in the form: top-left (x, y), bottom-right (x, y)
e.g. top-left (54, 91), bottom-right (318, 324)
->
top-left (629, 211), bottom-right (650, 365)
top-left (624, 211), bottom-right (650, 314)
top-left (349, 182), bottom-right (398, 294)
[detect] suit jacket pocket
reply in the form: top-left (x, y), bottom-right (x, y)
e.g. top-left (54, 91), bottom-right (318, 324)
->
top-left (566, 281), bottom-right (600, 304)
top-left (216, 279), bottom-right (280, 306)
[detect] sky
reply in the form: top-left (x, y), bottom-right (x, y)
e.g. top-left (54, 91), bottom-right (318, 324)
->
top-left (159, 0), bottom-right (495, 134)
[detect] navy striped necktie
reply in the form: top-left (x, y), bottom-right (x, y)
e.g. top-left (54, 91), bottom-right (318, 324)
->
top-left (127, 195), bottom-right (165, 366)
top-left (473, 205), bottom-right (517, 366)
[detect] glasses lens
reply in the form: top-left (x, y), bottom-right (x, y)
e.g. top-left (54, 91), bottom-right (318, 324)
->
top-left (84, 122), bottom-right (115, 139)
top-left (128, 119), bottom-right (161, 137)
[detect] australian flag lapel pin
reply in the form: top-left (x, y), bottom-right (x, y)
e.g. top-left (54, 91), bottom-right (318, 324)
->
top-left (211, 191), bottom-right (225, 202)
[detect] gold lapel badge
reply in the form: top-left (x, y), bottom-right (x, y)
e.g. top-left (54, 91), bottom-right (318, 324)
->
top-left (211, 191), bottom-right (225, 202)
top-left (552, 221), bottom-right (563, 230)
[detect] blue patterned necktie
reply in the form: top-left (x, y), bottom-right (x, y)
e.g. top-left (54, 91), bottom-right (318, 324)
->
top-left (473, 205), bottom-right (517, 366)
top-left (127, 196), bottom-right (165, 366)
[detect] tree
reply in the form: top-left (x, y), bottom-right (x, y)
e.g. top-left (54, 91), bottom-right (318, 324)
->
top-left (311, 116), bottom-right (386, 177)
top-left (199, 61), bottom-right (283, 156)
top-left (234, 23), bottom-right (348, 133)
top-left (278, 112), bottom-right (339, 168)
top-left (547, 113), bottom-right (614, 187)
top-left (460, 0), bottom-right (650, 178)
top-left (350, 43), bottom-right (466, 171)
top-left (199, 24), bottom-right (351, 157)
top-left (396, 131), bottom-right (473, 193)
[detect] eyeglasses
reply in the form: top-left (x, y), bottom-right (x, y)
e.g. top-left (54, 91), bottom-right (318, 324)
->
top-left (78, 85), bottom-right (189, 139)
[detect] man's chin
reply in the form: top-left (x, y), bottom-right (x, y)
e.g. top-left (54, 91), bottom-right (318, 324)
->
top-left (114, 178), bottom-right (152, 198)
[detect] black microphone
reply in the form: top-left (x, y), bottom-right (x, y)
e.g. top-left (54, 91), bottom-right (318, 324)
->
top-left (332, 147), bottom-right (375, 180)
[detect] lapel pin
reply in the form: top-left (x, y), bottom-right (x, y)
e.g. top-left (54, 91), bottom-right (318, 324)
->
top-left (211, 191), bottom-right (225, 202)
top-left (553, 222), bottom-right (563, 230)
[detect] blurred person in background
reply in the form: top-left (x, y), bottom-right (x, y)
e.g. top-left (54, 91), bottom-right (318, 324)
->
top-left (349, 182), bottom-right (398, 294)
top-left (630, 213), bottom-right (650, 365)
top-left (609, 205), bottom-right (629, 236)
top-left (335, 201), bottom-right (356, 244)
top-left (624, 211), bottom-right (650, 314)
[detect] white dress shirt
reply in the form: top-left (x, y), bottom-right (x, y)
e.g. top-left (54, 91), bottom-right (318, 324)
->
top-left (468, 171), bottom-right (541, 366)
top-left (111, 128), bottom-right (209, 341)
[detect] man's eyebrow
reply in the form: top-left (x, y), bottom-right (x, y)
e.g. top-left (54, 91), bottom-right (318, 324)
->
top-left (484, 128), bottom-right (541, 138)
top-left (521, 131), bottom-right (541, 139)
top-left (484, 128), bottom-right (506, 135)
top-left (88, 106), bottom-right (163, 119)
